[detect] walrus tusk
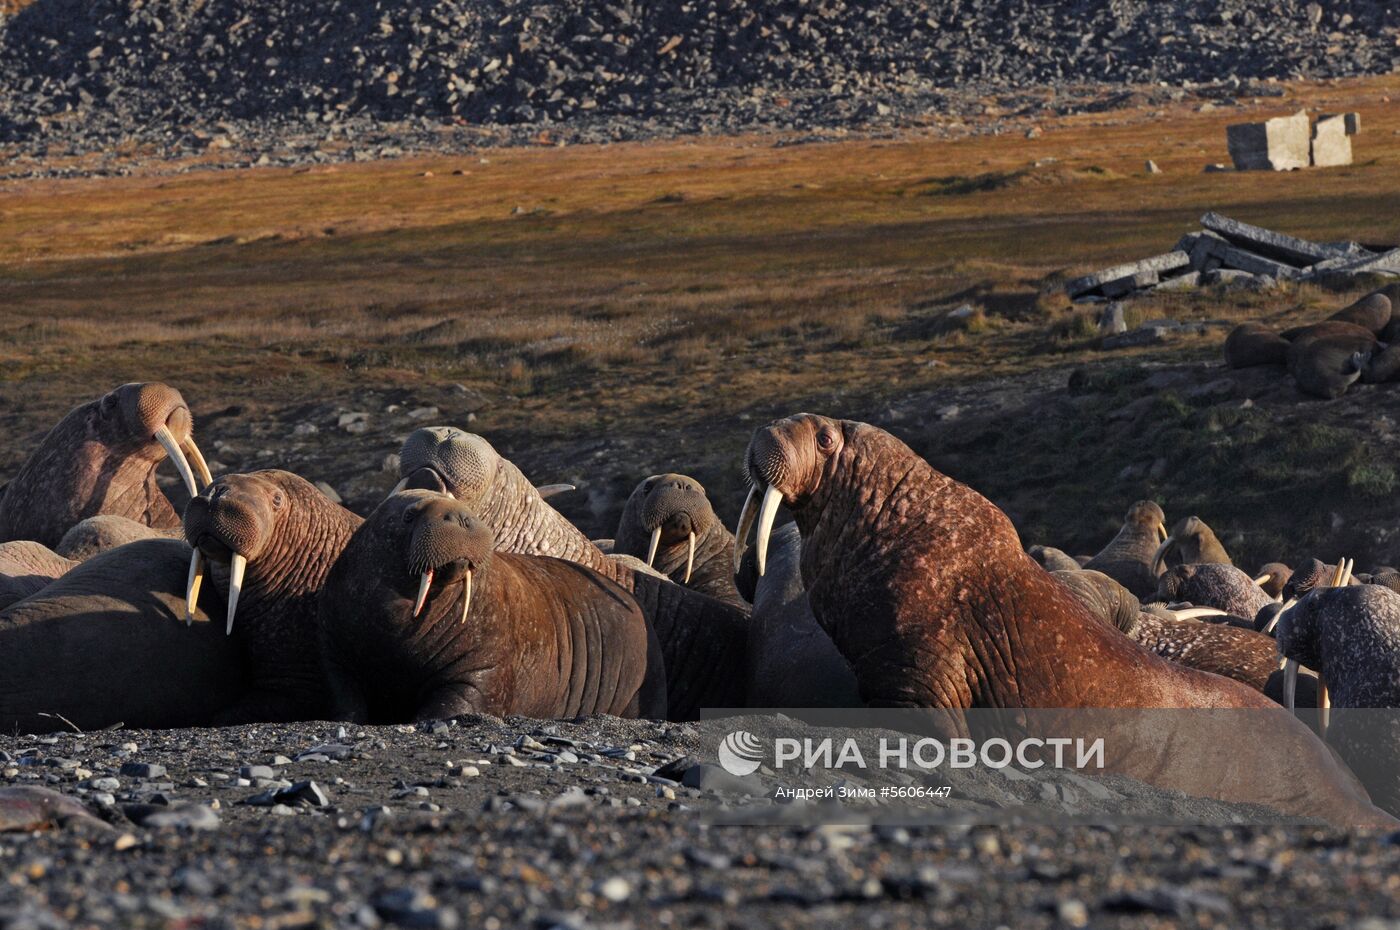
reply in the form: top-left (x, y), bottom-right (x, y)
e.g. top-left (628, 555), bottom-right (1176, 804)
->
top-left (226, 553), bottom-right (247, 636)
top-left (184, 549), bottom-right (204, 627)
top-left (1338, 558), bottom-right (1354, 587)
top-left (183, 439), bottom-right (214, 490)
top-left (390, 478), bottom-right (409, 496)
top-left (1318, 675), bottom-right (1331, 741)
top-left (1166, 607), bottom-right (1229, 621)
top-left (684, 531), bottom-right (696, 584)
top-left (1157, 522), bottom-right (1168, 543)
top-left (1262, 597), bottom-right (1296, 636)
top-left (413, 569), bottom-right (434, 618)
top-left (1151, 537), bottom-right (1175, 575)
top-left (1283, 658), bottom-right (1299, 711)
top-left (1253, 572), bottom-right (1272, 587)
top-left (733, 486), bottom-right (758, 575)
top-left (754, 484), bottom-right (782, 578)
top-left (460, 570), bottom-right (473, 624)
top-left (646, 527), bottom-right (662, 569)
top-left (154, 425), bottom-right (200, 497)
top-left (535, 484), bottom-right (575, 500)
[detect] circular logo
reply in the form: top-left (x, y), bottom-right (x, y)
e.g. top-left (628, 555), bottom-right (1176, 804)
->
top-left (717, 730), bottom-right (764, 777)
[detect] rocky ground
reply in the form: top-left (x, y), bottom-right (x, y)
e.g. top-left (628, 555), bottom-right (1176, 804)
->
top-left (3, 714), bottom-right (1399, 929)
top-left (2, 0), bottom-right (1399, 177)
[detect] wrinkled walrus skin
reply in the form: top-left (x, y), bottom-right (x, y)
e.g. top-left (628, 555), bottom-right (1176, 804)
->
top-left (320, 491), bottom-right (665, 723)
top-left (184, 470), bottom-right (362, 724)
top-left (738, 413), bottom-right (1391, 826)
top-left (1277, 585), bottom-right (1400, 814)
top-left (397, 427), bottom-right (747, 720)
top-left (0, 383), bottom-right (210, 548)
top-left (0, 541), bottom-right (74, 611)
top-left (614, 474), bottom-right (744, 607)
top-left (1083, 501), bottom-right (1165, 599)
top-left (0, 539), bottom-right (246, 734)
top-left (1154, 563), bottom-right (1274, 620)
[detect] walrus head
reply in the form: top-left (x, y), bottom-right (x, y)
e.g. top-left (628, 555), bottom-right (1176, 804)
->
top-left (1124, 500), bottom-right (1168, 541)
top-left (615, 474), bottom-right (718, 584)
top-left (394, 491), bottom-right (494, 626)
top-left (1151, 515), bottom-right (1231, 575)
top-left (0, 382), bottom-right (213, 547)
top-left (734, 413), bottom-right (851, 576)
top-left (395, 427), bottom-right (598, 563)
top-left (182, 472), bottom-right (287, 633)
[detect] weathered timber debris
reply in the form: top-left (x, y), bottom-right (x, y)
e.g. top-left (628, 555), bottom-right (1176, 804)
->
top-left (1066, 213), bottom-right (1399, 303)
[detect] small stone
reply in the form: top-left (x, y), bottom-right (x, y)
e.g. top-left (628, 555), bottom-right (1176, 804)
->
top-left (315, 481), bottom-right (343, 504)
top-left (119, 763), bottom-right (166, 780)
top-left (1145, 159), bottom-right (1161, 174)
top-left (406, 406), bottom-right (440, 421)
top-left (595, 877), bottom-right (632, 903)
top-left (240, 765), bottom-right (275, 781)
top-left (1057, 898), bottom-right (1089, 927)
top-left (373, 889), bottom-right (458, 929)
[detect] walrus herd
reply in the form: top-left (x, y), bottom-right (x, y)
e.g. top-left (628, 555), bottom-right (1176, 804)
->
top-left (1, 385), bottom-right (1399, 825)
top-left (1225, 285), bottom-right (1400, 399)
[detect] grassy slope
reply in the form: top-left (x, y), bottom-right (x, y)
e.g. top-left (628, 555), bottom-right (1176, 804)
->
top-left (1, 76), bottom-right (1399, 564)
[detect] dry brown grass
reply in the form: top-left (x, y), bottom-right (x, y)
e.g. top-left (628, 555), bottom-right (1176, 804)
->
top-left (0, 75), bottom-right (1398, 475)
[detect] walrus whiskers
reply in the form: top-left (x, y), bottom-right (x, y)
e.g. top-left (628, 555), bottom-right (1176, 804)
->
top-left (184, 549), bottom-right (204, 627)
top-left (226, 553), bottom-right (246, 636)
top-left (154, 425), bottom-right (201, 497)
top-left (413, 569), bottom-right (433, 618)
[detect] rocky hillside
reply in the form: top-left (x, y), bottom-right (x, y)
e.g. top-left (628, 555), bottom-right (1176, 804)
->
top-left (2, 0), bottom-right (1398, 153)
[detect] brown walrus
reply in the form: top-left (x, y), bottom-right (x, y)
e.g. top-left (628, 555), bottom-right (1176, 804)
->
top-left (57, 514), bottom-right (177, 561)
top-left (183, 470), bottom-right (361, 724)
top-left (1224, 322), bottom-right (1290, 369)
top-left (1082, 500), bottom-right (1166, 598)
top-left (0, 382), bottom-right (213, 548)
top-left (396, 427), bottom-right (748, 720)
top-left (1055, 569), bottom-right (1287, 699)
top-left (0, 538), bottom-right (245, 734)
top-left (736, 413), bottom-right (1389, 825)
top-left (1327, 292), bottom-right (1393, 335)
top-left (1286, 321), bottom-right (1377, 400)
top-left (320, 491), bottom-right (665, 722)
top-left (1153, 515), bottom-right (1232, 574)
top-left (613, 474), bottom-right (743, 607)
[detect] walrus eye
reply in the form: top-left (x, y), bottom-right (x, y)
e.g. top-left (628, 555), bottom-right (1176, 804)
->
top-left (816, 429), bottom-right (838, 454)
top-left (272, 492), bottom-right (284, 509)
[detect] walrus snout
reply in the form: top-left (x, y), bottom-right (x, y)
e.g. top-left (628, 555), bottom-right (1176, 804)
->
top-left (399, 427), bottom-right (498, 505)
top-left (182, 474), bottom-right (282, 634)
top-left (399, 493), bottom-right (494, 625)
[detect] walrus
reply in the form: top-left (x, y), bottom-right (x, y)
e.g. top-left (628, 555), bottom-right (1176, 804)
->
top-left (613, 474), bottom-right (743, 606)
top-left (57, 514), bottom-right (176, 561)
top-left (0, 538), bottom-right (246, 734)
top-left (1254, 562), bottom-right (1293, 600)
top-left (1286, 321), bottom-right (1377, 400)
top-left (0, 382), bottom-right (213, 548)
top-left (1327, 292), bottom-right (1393, 335)
top-left (396, 427), bottom-right (748, 719)
top-left (1276, 585), bottom-right (1400, 813)
top-left (320, 491), bottom-right (664, 722)
top-left (182, 470), bottom-right (361, 723)
top-left (1224, 322), bottom-right (1290, 369)
top-left (1082, 500), bottom-right (1167, 598)
top-left (1027, 545), bottom-right (1081, 574)
top-left (1056, 569), bottom-right (1287, 698)
top-left (736, 413), bottom-right (1389, 825)
top-left (734, 521), bottom-right (860, 708)
top-left (1153, 515), bottom-right (1232, 574)
top-left (0, 541), bottom-right (74, 610)
top-left (1154, 563), bottom-right (1274, 621)
top-left (1359, 344), bottom-right (1400, 384)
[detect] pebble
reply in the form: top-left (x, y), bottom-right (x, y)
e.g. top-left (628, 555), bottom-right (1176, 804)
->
top-left (118, 763), bottom-right (166, 780)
